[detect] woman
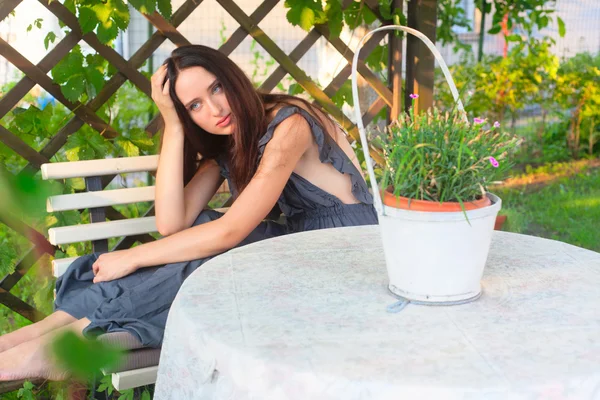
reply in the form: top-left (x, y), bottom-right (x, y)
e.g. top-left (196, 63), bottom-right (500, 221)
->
top-left (0, 45), bottom-right (377, 381)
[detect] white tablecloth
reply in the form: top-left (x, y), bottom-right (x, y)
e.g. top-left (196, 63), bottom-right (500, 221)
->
top-left (154, 226), bottom-right (600, 399)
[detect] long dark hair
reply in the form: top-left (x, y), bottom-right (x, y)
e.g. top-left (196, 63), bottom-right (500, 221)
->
top-left (162, 45), bottom-right (335, 194)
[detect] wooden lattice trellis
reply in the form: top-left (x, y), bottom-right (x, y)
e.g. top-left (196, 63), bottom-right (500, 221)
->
top-left (0, 0), bottom-right (436, 321)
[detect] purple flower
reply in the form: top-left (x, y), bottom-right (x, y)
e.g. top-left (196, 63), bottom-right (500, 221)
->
top-left (409, 93), bottom-right (419, 99)
top-left (493, 121), bottom-right (500, 128)
top-left (474, 117), bottom-right (485, 124)
top-left (489, 157), bottom-right (499, 168)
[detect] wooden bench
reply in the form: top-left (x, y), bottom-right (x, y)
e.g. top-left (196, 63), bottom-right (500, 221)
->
top-left (41, 155), bottom-right (228, 391)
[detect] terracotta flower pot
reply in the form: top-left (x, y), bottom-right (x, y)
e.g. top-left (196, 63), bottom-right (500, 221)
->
top-left (382, 188), bottom-right (492, 212)
top-left (494, 214), bottom-right (507, 230)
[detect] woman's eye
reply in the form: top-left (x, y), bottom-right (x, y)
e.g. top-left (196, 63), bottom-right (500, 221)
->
top-left (212, 83), bottom-right (222, 94)
top-left (189, 102), bottom-right (200, 111)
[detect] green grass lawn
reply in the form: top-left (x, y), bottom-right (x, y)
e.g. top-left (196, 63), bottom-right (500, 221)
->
top-left (495, 163), bottom-right (600, 252)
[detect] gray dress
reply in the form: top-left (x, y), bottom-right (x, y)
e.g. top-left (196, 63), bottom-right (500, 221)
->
top-left (54, 106), bottom-right (378, 348)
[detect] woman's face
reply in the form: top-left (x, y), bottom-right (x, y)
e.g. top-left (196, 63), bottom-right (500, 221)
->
top-left (174, 66), bottom-right (235, 135)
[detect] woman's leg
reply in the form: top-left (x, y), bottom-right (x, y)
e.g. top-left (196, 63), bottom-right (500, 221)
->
top-left (0, 318), bottom-right (90, 381)
top-left (0, 311), bottom-right (76, 353)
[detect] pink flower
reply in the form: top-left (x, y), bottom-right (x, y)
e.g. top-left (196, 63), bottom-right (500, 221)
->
top-left (489, 157), bottom-right (499, 168)
top-left (474, 117), bottom-right (485, 124)
top-left (493, 121), bottom-right (500, 128)
top-left (409, 93), bottom-right (419, 99)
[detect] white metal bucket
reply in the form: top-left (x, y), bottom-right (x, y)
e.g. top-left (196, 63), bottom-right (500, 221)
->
top-left (350, 25), bottom-right (501, 304)
top-left (380, 193), bottom-right (501, 302)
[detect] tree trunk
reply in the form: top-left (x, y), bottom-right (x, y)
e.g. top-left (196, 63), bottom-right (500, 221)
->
top-left (478, 0), bottom-right (486, 62)
top-left (568, 115), bottom-right (576, 157)
top-left (568, 102), bottom-right (582, 158)
top-left (387, 0), bottom-right (404, 123)
top-left (511, 112), bottom-right (516, 135)
top-left (405, 0), bottom-right (437, 114)
top-left (589, 118), bottom-right (596, 156)
top-left (538, 108), bottom-right (547, 156)
top-left (575, 108), bottom-right (583, 158)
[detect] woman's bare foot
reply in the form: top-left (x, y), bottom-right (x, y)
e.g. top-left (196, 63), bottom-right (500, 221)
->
top-left (0, 311), bottom-right (76, 353)
top-left (0, 338), bottom-right (70, 381)
top-left (0, 318), bottom-right (89, 382)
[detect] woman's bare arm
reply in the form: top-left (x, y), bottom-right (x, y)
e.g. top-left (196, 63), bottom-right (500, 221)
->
top-left (151, 63), bottom-right (224, 236)
top-left (154, 126), bottom-right (185, 235)
top-left (130, 113), bottom-right (313, 268)
top-left (154, 127), bottom-right (223, 236)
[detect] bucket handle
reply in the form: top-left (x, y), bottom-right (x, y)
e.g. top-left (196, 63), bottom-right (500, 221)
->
top-left (351, 25), bottom-right (467, 216)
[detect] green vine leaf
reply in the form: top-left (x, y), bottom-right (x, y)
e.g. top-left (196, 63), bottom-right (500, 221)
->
top-left (84, 68), bottom-right (105, 99)
top-left (96, 0), bottom-right (130, 31)
top-left (17, 381), bottom-right (35, 400)
top-left (363, 5), bottom-right (377, 24)
top-left (27, 18), bottom-right (43, 32)
top-left (300, 7), bottom-right (316, 30)
top-left (97, 22), bottom-right (119, 45)
top-left (286, 1), bottom-right (304, 29)
top-left (78, 6), bottom-right (98, 34)
top-left (379, 0), bottom-right (392, 20)
top-left (0, 241), bottom-right (18, 277)
top-left (115, 137), bottom-right (140, 157)
top-left (44, 32), bottom-right (57, 50)
top-left (51, 331), bottom-right (122, 380)
top-left (325, 0), bottom-right (343, 38)
top-left (557, 16), bottom-right (566, 37)
top-left (52, 46), bottom-right (86, 102)
top-left (51, 46), bottom-right (108, 102)
top-left (343, 1), bottom-right (364, 29)
top-left (392, 8), bottom-right (406, 34)
top-left (62, 75), bottom-right (86, 102)
top-left (117, 389), bottom-right (135, 400)
top-left (487, 24), bottom-right (502, 35)
top-left (365, 44), bottom-right (388, 72)
top-left (52, 46), bottom-right (84, 83)
top-left (287, 83), bottom-right (305, 96)
top-left (97, 374), bottom-right (115, 395)
top-left (77, 0), bottom-right (129, 43)
top-left (64, 128), bottom-right (113, 161)
top-left (285, 0), bottom-right (326, 32)
top-left (157, 0), bottom-right (173, 19)
top-left (331, 80), bottom-right (354, 108)
top-left (128, 0), bottom-right (156, 16)
top-left (127, 128), bottom-right (155, 151)
top-left (10, 106), bottom-right (53, 138)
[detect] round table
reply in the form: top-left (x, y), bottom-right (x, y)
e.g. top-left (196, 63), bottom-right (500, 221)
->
top-left (154, 226), bottom-right (600, 399)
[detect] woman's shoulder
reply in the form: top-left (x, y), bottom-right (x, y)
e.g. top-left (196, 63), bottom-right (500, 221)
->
top-left (265, 99), bottom-right (309, 123)
top-left (258, 100), bottom-right (318, 158)
top-left (265, 100), bottom-right (337, 135)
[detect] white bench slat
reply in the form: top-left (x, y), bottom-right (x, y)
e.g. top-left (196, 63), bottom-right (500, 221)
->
top-left (48, 217), bottom-right (157, 245)
top-left (47, 186), bottom-right (156, 212)
top-left (41, 155), bottom-right (159, 180)
top-left (49, 208), bottom-right (229, 258)
top-left (52, 256), bottom-right (79, 277)
top-left (111, 366), bottom-right (158, 391)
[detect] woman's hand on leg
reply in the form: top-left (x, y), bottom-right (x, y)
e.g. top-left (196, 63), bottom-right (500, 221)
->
top-left (92, 250), bottom-right (139, 283)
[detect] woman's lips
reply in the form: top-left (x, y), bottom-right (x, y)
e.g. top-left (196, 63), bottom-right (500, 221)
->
top-left (216, 114), bottom-right (231, 127)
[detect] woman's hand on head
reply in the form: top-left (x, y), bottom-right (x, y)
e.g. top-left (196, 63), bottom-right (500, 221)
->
top-left (151, 64), bottom-right (181, 127)
top-left (92, 249), bottom-right (140, 284)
